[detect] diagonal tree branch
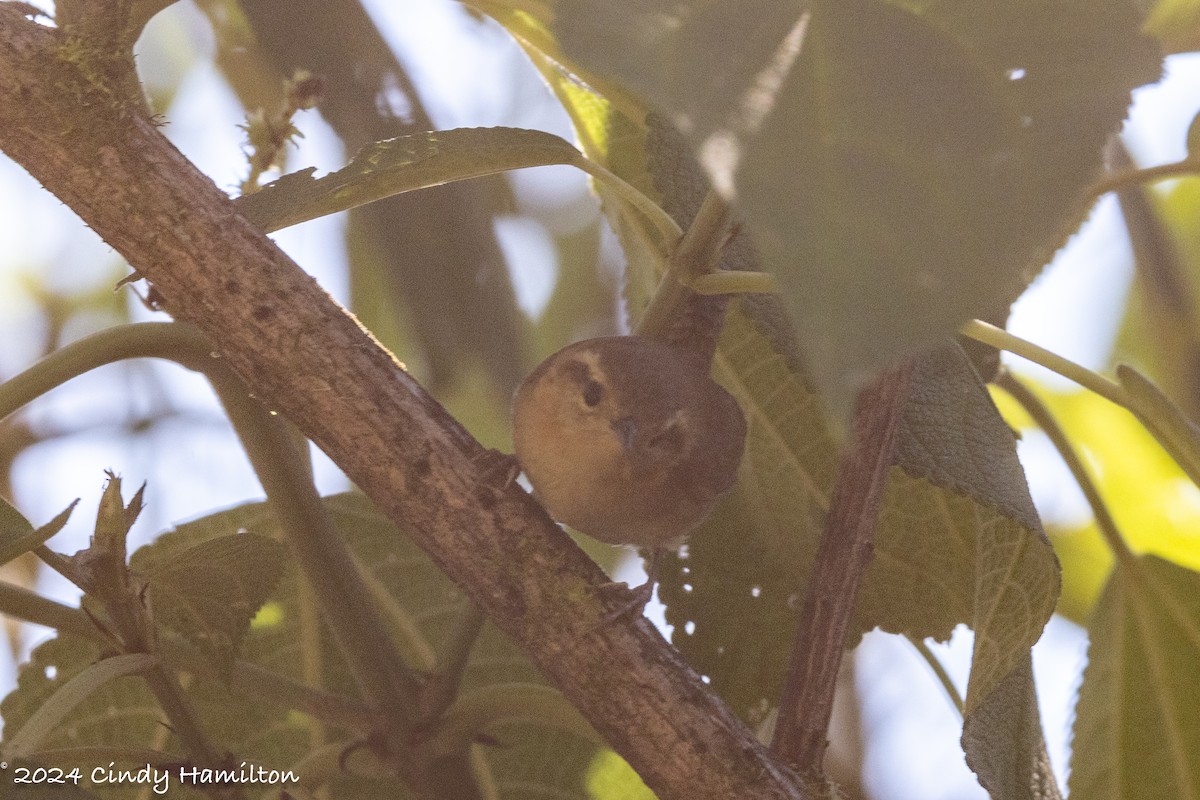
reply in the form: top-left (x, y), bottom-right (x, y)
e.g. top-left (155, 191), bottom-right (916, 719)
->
top-left (0, 9), bottom-right (807, 800)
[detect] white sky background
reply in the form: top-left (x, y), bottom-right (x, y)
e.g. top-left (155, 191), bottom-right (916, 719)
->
top-left (1, 3), bottom-right (1197, 798)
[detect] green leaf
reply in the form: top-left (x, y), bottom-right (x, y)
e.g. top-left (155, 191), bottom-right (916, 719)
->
top-left (1069, 555), bottom-right (1200, 799)
top-left (134, 532), bottom-right (287, 680)
top-left (585, 750), bottom-right (656, 800)
top-left (1144, 0), bottom-right (1200, 52)
top-left (0, 635), bottom-right (206, 800)
top-left (555, 0), bottom-right (1162, 408)
top-left (2, 495), bottom-right (605, 799)
top-left (3, 654), bottom-right (157, 759)
top-left (0, 501), bottom-right (77, 568)
top-left (961, 653), bottom-right (1060, 800)
top-left (663, 333), bottom-right (1061, 723)
top-left (236, 127), bottom-right (595, 234)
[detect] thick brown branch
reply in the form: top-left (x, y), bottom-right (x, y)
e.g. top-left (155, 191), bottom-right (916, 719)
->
top-left (770, 363), bottom-right (913, 774)
top-left (0, 10), bottom-right (806, 800)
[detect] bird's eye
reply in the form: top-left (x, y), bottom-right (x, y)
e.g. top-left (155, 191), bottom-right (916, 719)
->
top-left (582, 380), bottom-right (604, 407)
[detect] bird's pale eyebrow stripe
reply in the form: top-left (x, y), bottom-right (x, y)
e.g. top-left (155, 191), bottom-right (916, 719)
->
top-left (563, 351), bottom-right (607, 388)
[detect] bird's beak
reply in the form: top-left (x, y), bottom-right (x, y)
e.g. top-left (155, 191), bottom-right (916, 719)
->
top-left (611, 417), bottom-right (638, 450)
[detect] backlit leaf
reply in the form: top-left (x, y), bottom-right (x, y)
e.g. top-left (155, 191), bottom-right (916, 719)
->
top-left (1069, 555), bottom-right (1200, 799)
top-left (134, 532), bottom-right (287, 679)
top-left (555, 0), bottom-right (1162, 408)
top-left (484, 12), bottom-right (1064, 795)
top-left (1, 495), bottom-right (604, 799)
top-left (1144, 0), bottom-right (1200, 52)
top-left (1000, 383), bottom-right (1200, 621)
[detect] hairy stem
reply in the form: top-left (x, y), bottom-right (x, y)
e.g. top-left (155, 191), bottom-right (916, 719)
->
top-left (771, 363), bottom-right (913, 773)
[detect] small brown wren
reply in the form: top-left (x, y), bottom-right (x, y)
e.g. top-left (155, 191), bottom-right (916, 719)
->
top-left (512, 335), bottom-right (746, 549)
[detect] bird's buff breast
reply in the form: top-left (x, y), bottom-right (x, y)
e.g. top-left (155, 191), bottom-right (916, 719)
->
top-left (513, 392), bottom-right (695, 546)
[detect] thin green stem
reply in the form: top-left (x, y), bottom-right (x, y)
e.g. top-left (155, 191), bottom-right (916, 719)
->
top-left (1088, 158), bottom-right (1200, 203)
top-left (419, 601), bottom-right (486, 725)
top-left (1116, 364), bottom-right (1200, 489)
top-left (142, 667), bottom-right (234, 780)
top-left (904, 635), bottom-right (964, 717)
top-left (690, 270), bottom-right (777, 296)
top-left (227, 660), bottom-right (375, 735)
top-left (964, 321), bottom-right (1200, 498)
top-left (4, 653), bottom-right (158, 758)
top-left (959, 320), bottom-right (1127, 406)
top-left (297, 573), bottom-right (328, 749)
top-left (672, 190), bottom-right (734, 281)
top-left (0, 322), bottom-right (190, 422)
top-left (997, 372), bottom-right (1136, 565)
top-left (636, 189), bottom-right (732, 339)
top-left (2, 323), bottom-right (422, 756)
top-left (34, 545), bottom-right (82, 587)
top-left (208, 359), bottom-right (424, 734)
top-left (0, 581), bottom-right (106, 644)
top-left (573, 154), bottom-right (682, 244)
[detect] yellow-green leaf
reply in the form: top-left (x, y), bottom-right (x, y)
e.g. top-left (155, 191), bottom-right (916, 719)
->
top-left (1144, 0), bottom-right (1200, 52)
top-left (1001, 384), bottom-right (1200, 621)
top-left (1069, 555), bottom-right (1200, 799)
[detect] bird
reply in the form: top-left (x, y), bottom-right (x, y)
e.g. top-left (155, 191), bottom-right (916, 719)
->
top-left (512, 335), bottom-right (746, 608)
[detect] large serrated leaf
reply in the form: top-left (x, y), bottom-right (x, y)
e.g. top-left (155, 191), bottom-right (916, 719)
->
top-left (486, 11), bottom-right (1062, 795)
top-left (133, 532), bottom-right (286, 679)
top-left (555, 0), bottom-right (1162, 407)
top-left (1, 495), bottom-right (607, 799)
top-left (962, 654), bottom-right (1060, 800)
top-left (1069, 555), bottom-right (1200, 800)
top-left (661, 319), bottom-right (1060, 724)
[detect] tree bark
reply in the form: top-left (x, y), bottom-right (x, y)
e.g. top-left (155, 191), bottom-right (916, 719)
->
top-left (0, 9), bottom-right (807, 800)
